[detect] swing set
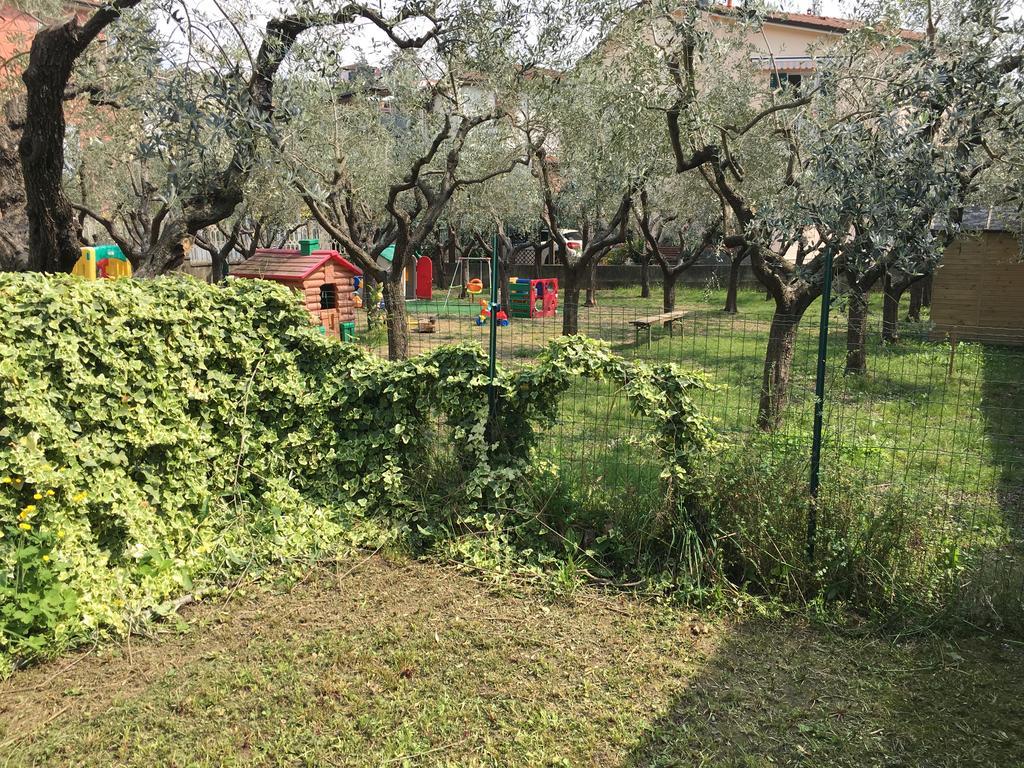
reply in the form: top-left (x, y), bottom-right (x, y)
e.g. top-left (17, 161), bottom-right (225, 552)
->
top-left (440, 255), bottom-right (492, 311)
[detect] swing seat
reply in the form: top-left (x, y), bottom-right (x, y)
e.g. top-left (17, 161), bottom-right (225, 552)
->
top-left (467, 278), bottom-right (484, 295)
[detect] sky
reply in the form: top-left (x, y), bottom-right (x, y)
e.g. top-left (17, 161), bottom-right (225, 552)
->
top-left (159, 0), bottom-right (1022, 69)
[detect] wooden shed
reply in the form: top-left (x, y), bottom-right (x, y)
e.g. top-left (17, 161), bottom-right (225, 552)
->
top-left (931, 207), bottom-right (1024, 345)
top-left (232, 242), bottom-right (362, 340)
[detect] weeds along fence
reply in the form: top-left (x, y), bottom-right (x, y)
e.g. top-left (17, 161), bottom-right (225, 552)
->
top-left (358, 287), bottom-right (1024, 629)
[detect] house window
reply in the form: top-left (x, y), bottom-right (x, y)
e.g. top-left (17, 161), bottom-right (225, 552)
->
top-left (769, 72), bottom-right (803, 92)
top-left (320, 283), bottom-right (337, 310)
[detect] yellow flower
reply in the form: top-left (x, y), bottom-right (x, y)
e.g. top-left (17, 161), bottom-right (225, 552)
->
top-left (0, 477), bottom-right (10, 484)
top-left (57, 529), bottom-right (65, 539)
top-left (45, 490), bottom-right (54, 497)
top-left (18, 522), bottom-right (31, 531)
top-left (33, 493), bottom-right (42, 500)
top-left (41, 554), bottom-right (50, 562)
top-left (72, 492), bottom-right (88, 503)
top-left (23, 504), bottom-right (36, 515)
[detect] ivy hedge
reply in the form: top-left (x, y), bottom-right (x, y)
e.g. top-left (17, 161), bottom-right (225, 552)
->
top-left (0, 274), bottom-right (714, 672)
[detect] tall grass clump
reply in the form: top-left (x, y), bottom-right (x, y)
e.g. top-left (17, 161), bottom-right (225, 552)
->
top-left (690, 434), bottom-right (1020, 628)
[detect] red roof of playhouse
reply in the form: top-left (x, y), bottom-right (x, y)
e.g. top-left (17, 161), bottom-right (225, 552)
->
top-left (232, 249), bottom-right (363, 281)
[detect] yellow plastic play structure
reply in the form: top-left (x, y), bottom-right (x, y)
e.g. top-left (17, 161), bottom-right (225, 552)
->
top-left (72, 245), bottom-right (132, 280)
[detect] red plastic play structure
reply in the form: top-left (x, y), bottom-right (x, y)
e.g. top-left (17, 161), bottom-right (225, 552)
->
top-left (509, 277), bottom-right (558, 319)
top-left (415, 256), bottom-right (433, 300)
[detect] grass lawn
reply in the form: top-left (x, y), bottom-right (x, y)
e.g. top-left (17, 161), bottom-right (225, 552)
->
top-left (1, 556), bottom-right (1022, 767)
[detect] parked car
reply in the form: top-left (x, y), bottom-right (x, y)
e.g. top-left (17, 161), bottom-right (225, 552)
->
top-left (539, 228), bottom-right (583, 264)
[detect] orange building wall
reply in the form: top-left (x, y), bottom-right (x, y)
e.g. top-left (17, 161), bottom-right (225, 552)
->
top-left (0, 4), bottom-right (94, 76)
top-left (0, 7), bottom-right (39, 72)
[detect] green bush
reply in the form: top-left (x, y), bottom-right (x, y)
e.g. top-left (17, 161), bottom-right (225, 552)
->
top-left (0, 275), bottom-right (363, 670)
top-left (0, 274), bottom-right (716, 672)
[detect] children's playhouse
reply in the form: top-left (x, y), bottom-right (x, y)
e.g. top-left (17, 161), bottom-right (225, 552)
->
top-left (232, 240), bottom-right (362, 340)
top-left (508, 277), bottom-right (558, 319)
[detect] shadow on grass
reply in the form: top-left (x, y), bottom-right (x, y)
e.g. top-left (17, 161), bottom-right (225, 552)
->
top-left (980, 344), bottom-right (1024, 516)
top-left (959, 343), bottom-right (1024, 629)
top-left (620, 620), bottom-right (1024, 768)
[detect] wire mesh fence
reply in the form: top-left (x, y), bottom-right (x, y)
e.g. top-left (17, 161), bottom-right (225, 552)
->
top-left (356, 282), bottom-right (1024, 624)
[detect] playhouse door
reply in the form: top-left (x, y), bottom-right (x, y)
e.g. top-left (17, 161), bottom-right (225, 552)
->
top-left (416, 257), bottom-right (433, 300)
top-left (325, 312), bottom-right (339, 338)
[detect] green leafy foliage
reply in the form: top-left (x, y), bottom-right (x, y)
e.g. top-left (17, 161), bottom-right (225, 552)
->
top-left (0, 274), bottom-right (716, 671)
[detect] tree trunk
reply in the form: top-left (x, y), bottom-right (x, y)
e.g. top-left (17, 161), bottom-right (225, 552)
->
top-left (210, 247), bottom-right (228, 284)
top-left (132, 219), bottom-right (194, 276)
top-left (662, 269), bottom-right (678, 313)
top-left (0, 97), bottom-right (29, 272)
top-left (757, 306), bottom-right (803, 431)
top-left (908, 278), bottom-right (924, 322)
top-left (845, 286), bottom-right (868, 375)
top-left (640, 248), bottom-right (651, 299)
top-left (382, 275), bottom-right (410, 360)
top-left (584, 259), bottom-right (598, 308)
top-left (882, 273), bottom-right (903, 344)
top-left (561, 266), bottom-right (581, 335)
top-left (724, 252), bottom-right (743, 314)
top-left (498, 256), bottom-right (512, 323)
top-left (922, 272), bottom-right (932, 308)
top-left (20, 27), bottom-right (84, 272)
top-left (434, 245), bottom-right (447, 289)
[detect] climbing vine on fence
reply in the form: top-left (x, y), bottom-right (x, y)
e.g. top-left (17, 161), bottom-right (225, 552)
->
top-left (0, 274), bottom-right (715, 672)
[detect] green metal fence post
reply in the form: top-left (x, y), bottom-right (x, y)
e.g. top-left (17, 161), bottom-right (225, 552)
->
top-left (807, 245), bottom-right (835, 563)
top-left (487, 233), bottom-right (499, 433)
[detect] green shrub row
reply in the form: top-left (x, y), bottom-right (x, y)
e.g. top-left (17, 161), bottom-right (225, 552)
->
top-left (0, 274), bottom-right (715, 673)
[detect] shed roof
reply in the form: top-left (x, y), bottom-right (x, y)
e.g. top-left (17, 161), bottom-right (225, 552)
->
top-left (232, 249), bottom-right (363, 281)
top-left (959, 206), bottom-right (1022, 234)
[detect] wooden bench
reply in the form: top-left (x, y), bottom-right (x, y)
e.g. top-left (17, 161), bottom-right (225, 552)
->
top-left (629, 311), bottom-right (689, 348)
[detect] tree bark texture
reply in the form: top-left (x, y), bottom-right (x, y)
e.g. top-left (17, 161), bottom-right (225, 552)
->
top-left (723, 250), bottom-right (744, 314)
top-left (640, 248), bottom-right (651, 298)
top-left (584, 259), bottom-right (598, 307)
top-left (382, 275), bottom-right (410, 360)
top-left (0, 97), bottom-right (28, 271)
top-left (845, 288), bottom-right (868, 375)
top-left (882, 273), bottom-right (904, 344)
top-left (21, 27), bottom-right (85, 271)
top-left (20, 2), bottom-right (143, 272)
top-left (561, 267), bottom-right (581, 335)
top-left (757, 308), bottom-right (803, 431)
top-left (662, 269), bottom-right (678, 313)
top-left (908, 278), bottom-right (925, 321)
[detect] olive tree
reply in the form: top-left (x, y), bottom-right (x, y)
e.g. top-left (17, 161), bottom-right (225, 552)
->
top-left (528, 63), bottom-right (656, 334)
top-left (634, 173), bottom-right (723, 314)
top-left (616, 0), bottom-right (1021, 428)
top-left (16, 0), bottom-right (447, 275)
top-left (272, 0), bottom-right (621, 357)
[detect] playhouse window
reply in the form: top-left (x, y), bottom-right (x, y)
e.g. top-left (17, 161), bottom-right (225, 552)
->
top-left (320, 283), bottom-right (337, 310)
